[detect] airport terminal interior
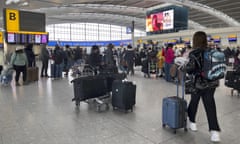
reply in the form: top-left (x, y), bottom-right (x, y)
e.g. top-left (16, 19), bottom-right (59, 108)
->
top-left (1, 0), bottom-right (240, 144)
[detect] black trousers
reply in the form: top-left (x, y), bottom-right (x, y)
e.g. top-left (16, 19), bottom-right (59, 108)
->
top-left (14, 65), bottom-right (27, 82)
top-left (0, 65), bottom-right (2, 74)
top-left (41, 60), bottom-right (49, 76)
top-left (127, 61), bottom-right (134, 75)
top-left (188, 88), bottom-right (221, 131)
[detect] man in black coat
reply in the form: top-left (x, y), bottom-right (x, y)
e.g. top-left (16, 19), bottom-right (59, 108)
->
top-left (24, 44), bottom-right (35, 67)
top-left (124, 44), bottom-right (135, 75)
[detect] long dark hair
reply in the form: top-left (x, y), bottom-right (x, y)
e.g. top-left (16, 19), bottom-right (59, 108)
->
top-left (192, 31), bottom-right (207, 49)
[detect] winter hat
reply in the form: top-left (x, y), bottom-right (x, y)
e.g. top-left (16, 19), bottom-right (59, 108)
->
top-left (127, 44), bottom-right (132, 49)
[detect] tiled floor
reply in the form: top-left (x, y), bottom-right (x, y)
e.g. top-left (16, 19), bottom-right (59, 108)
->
top-left (0, 68), bottom-right (240, 144)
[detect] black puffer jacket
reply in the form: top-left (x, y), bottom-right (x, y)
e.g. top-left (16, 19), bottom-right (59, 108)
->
top-left (25, 44), bottom-right (35, 67)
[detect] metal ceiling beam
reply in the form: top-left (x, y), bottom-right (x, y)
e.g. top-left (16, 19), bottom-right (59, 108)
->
top-left (47, 13), bottom-right (145, 30)
top-left (33, 3), bottom-right (204, 30)
top-left (34, 3), bottom-right (146, 16)
top-left (47, 12), bottom-right (206, 31)
top-left (188, 20), bottom-right (206, 29)
top-left (155, 0), bottom-right (240, 26)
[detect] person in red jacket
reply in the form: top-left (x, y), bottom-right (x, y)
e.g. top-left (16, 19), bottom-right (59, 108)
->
top-left (164, 43), bottom-right (175, 82)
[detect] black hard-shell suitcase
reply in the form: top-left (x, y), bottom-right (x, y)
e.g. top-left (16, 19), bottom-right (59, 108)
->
top-left (100, 73), bottom-right (127, 92)
top-left (112, 80), bottom-right (136, 112)
top-left (162, 71), bottom-right (187, 133)
top-left (99, 65), bottom-right (118, 74)
top-left (71, 75), bottom-right (108, 106)
top-left (225, 71), bottom-right (240, 96)
top-left (51, 64), bottom-right (56, 78)
top-left (225, 71), bottom-right (240, 89)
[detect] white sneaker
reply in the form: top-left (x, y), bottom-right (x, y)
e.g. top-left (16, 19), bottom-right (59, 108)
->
top-left (189, 121), bottom-right (198, 131)
top-left (211, 131), bottom-right (221, 142)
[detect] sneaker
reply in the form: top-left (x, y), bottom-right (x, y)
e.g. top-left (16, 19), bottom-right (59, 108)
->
top-left (189, 121), bottom-right (198, 131)
top-left (15, 82), bottom-right (20, 86)
top-left (211, 131), bottom-right (221, 142)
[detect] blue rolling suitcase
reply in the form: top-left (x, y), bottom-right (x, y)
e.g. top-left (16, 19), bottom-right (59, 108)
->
top-left (162, 71), bottom-right (187, 133)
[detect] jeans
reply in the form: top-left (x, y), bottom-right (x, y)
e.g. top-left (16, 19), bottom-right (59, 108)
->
top-left (54, 63), bottom-right (63, 78)
top-left (164, 62), bottom-right (173, 82)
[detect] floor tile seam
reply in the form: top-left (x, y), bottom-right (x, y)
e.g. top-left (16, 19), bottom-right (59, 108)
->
top-left (104, 116), bottom-right (159, 144)
top-left (157, 135), bottom-right (184, 144)
top-left (0, 135), bottom-right (3, 144)
top-left (218, 106), bottom-right (240, 118)
top-left (16, 108), bottom-right (52, 139)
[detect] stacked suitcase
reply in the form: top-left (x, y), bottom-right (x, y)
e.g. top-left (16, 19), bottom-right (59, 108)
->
top-left (112, 80), bottom-right (136, 112)
top-left (225, 70), bottom-right (240, 96)
top-left (71, 75), bottom-right (108, 106)
top-left (71, 72), bottom-right (129, 111)
top-left (162, 72), bottom-right (187, 133)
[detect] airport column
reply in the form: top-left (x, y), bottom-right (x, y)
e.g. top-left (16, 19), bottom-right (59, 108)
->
top-left (131, 20), bottom-right (135, 47)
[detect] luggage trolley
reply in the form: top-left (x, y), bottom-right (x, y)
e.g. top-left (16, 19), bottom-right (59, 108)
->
top-left (71, 64), bottom-right (95, 77)
top-left (71, 73), bottom-right (127, 111)
top-left (148, 59), bottom-right (158, 78)
top-left (225, 70), bottom-right (240, 97)
top-left (71, 75), bottom-right (110, 111)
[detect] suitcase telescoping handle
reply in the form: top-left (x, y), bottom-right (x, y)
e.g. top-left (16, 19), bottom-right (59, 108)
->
top-left (176, 71), bottom-right (185, 100)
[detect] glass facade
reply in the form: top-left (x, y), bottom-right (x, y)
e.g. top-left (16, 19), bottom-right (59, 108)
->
top-left (46, 23), bottom-right (145, 41)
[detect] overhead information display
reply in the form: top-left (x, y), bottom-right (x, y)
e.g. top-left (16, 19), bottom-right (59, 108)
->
top-left (19, 11), bottom-right (45, 32)
top-left (3, 8), bottom-right (48, 44)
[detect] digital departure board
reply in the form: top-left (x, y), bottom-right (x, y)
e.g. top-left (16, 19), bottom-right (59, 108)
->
top-left (4, 8), bottom-right (45, 32)
top-left (41, 34), bottom-right (48, 44)
top-left (5, 32), bottom-right (49, 44)
top-left (3, 8), bottom-right (47, 44)
top-left (19, 11), bottom-right (45, 32)
top-left (7, 33), bottom-right (15, 43)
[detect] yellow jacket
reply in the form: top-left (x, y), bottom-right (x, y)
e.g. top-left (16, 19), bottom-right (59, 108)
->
top-left (157, 50), bottom-right (165, 68)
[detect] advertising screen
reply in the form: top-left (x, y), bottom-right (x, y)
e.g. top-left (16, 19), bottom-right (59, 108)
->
top-left (7, 33), bottom-right (15, 43)
top-left (146, 9), bottom-right (174, 32)
top-left (146, 5), bottom-right (188, 35)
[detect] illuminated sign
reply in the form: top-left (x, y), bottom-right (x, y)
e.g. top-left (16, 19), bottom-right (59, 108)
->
top-left (5, 9), bottom-right (20, 31)
top-left (4, 8), bottom-right (46, 34)
top-left (228, 34), bottom-right (237, 42)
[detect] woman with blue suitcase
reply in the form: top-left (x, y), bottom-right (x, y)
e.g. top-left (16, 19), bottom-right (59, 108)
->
top-left (186, 31), bottom-right (221, 142)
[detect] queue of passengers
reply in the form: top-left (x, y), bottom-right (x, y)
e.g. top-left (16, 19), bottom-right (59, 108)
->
top-left (1, 42), bottom-right (240, 86)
